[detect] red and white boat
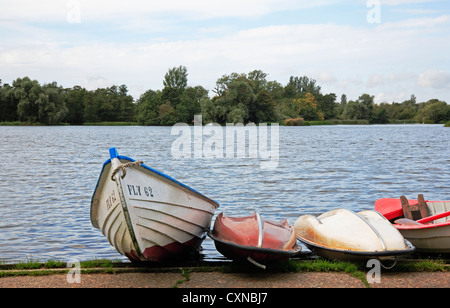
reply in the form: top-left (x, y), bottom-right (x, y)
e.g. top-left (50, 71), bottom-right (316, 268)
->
top-left (376, 195), bottom-right (450, 254)
top-left (91, 148), bottom-right (219, 262)
top-left (208, 212), bottom-right (301, 268)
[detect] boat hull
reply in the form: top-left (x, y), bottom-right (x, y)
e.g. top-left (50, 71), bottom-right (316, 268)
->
top-left (91, 148), bottom-right (219, 262)
top-left (294, 209), bottom-right (414, 261)
top-left (209, 212), bottom-right (301, 264)
top-left (298, 237), bottom-right (415, 262)
top-left (395, 224), bottom-right (450, 254)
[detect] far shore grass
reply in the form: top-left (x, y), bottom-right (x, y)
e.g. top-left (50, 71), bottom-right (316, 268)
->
top-left (0, 119), bottom-right (442, 127)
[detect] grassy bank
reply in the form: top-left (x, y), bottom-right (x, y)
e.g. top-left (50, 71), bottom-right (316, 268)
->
top-left (0, 121), bottom-right (139, 126)
top-left (1, 258), bottom-right (448, 277)
top-left (1, 120), bottom-right (445, 127)
top-left (304, 119), bottom-right (369, 125)
top-left (82, 121), bottom-right (139, 126)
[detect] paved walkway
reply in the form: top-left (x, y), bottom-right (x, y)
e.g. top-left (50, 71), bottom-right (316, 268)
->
top-left (1, 271), bottom-right (449, 288)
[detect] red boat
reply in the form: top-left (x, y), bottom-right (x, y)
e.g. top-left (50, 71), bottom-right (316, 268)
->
top-left (208, 212), bottom-right (301, 268)
top-left (375, 194), bottom-right (450, 253)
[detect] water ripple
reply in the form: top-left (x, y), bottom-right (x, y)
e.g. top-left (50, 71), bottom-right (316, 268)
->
top-left (0, 125), bottom-right (448, 263)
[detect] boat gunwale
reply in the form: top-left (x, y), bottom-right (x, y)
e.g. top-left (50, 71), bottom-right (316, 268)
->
top-left (394, 220), bottom-right (450, 230)
top-left (296, 235), bottom-right (415, 257)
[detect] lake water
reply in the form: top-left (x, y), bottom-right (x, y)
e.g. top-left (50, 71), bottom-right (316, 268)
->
top-left (0, 124), bottom-right (448, 263)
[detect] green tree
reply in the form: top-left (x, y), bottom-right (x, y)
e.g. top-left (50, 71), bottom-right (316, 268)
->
top-left (212, 72), bottom-right (243, 96)
top-left (160, 66), bottom-right (206, 124)
top-left (83, 85), bottom-right (135, 123)
top-left (247, 70), bottom-right (268, 94)
top-left (340, 94), bottom-right (347, 105)
top-left (163, 65), bottom-right (188, 90)
top-left (14, 77), bottom-right (42, 123)
top-left (293, 93), bottom-right (324, 121)
top-left (0, 81), bottom-right (18, 122)
top-left (13, 78), bottom-right (68, 125)
top-left (370, 105), bottom-right (389, 124)
top-left (208, 70), bottom-right (277, 124)
top-left (358, 94), bottom-right (374, 115)
top-left (342, 100), bottom-right (369, 120)
top-left (65, 86), bottom-right (87, 124)
top-left (252, 89), bottom-right (276, 122)
top-left (36, 82), bottom-right (68, 125)
top-left (200, 97), bottom-right (216, 124)
top-left (116, 85), bottom-right (136, 122)
top-left (136, 89), bottom-right (162, 125)
top-left (284, 76), bottom-right (321, 98)
top-left (162, 65), bottom-right (188, 108)
top-left (83, 90), bottom-right (102, 122)
top-left (399, 94), bottom-right (418, 119)
top-left (342, 94), bottom-right (374, 120)
top-left (177, 85), bottom-right (208, 123)
top-left (158, 101), bottom-right (178, 125)
top-left (416, 99), bottom-right (450, 123)
top-left (316, 93), bottom-right (337, 119)
top-left (219, 78), bottom-right (253, 123)
top-left (266, 80), bottom-right (284, 101)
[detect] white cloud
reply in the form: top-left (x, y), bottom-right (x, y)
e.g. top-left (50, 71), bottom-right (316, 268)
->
top-left (374, 91), bottom-right (410, 103)
top-left (366, 72), bottom-right (417, 88)
top-left (418, 70), bottom-right (450, 89)
top-left (1, 2), bottom-right (449, 104)
top-left (382, 0), bottom-right (444, 5)
top-left (377, 14), bottom-right (450, 30)
top-left (82, 77), bottom-right (114, 91)
top-left (0, 0), bottom-right (334, 22)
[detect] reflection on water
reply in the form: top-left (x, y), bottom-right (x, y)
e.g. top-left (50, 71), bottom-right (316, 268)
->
top-left (0, 125), bottom-right (448, 263)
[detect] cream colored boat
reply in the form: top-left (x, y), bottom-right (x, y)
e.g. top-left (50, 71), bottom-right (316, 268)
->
top-left (294, 209), bottom-right (414, 261)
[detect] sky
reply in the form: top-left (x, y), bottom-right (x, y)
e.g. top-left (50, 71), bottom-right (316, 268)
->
top-left (1, 0), bottom-right (449, 104)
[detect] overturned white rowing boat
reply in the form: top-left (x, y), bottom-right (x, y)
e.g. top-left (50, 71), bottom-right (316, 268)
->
top-left (90, 148), bottom-right (219, 262)
top-left (294, 209), bottom-right (415, 261)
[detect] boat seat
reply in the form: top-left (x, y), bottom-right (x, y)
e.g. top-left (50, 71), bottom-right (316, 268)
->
top-left (426, 201), bottom-right (450, 224)
top-left (400, 194), bottom-right (428, 221)
top-left (394, 218), bottom-right (423, 226)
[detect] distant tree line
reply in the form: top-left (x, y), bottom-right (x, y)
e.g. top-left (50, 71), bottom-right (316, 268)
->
top-left (1, 66), bottom-right (449, 125)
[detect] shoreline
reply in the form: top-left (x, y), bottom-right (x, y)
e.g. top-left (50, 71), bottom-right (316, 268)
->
top-left (0, 120), bottom-right (444, 127)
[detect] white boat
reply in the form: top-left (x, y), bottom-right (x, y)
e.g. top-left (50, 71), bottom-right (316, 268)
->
top-left (294, 209), bottom-right (414, 261)
top-left (90, 148), bottom-right (219, 262)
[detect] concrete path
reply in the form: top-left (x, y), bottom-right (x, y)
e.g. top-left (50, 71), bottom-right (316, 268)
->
top-left (1, 271), bottom-right (449, 288)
